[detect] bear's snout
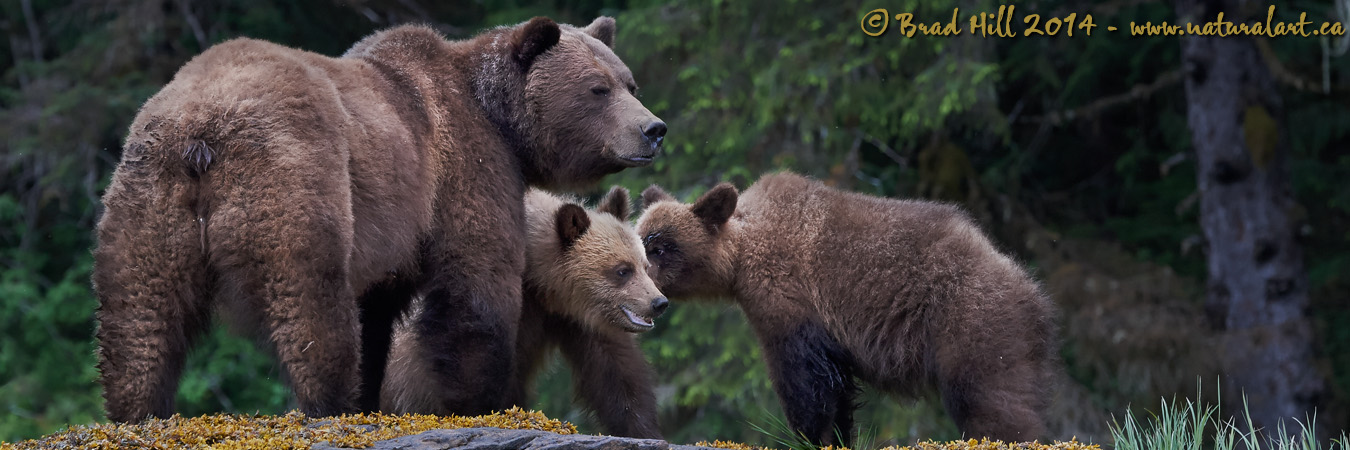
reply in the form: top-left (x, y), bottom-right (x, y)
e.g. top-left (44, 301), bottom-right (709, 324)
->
top-left (641, 121), bottom-right (667, 147)
top-left (650, 296), bottom-right (669, 317)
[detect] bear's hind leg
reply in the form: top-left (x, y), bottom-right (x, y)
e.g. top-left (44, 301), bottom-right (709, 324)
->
top-left (208, 153), bottom-right (361, 417)
top-left (94, 171), bottom-right (211, 422)
top-left (221, 219), bottom-right (360, 417)
top-left (936, 343), bottom-right (1048, 442)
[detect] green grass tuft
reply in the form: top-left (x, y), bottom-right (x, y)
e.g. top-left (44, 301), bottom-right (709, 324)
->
top-left (1109, 384), bottom-right (1349, 450)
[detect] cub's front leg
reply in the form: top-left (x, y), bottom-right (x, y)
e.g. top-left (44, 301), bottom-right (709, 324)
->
top-left (554, 318), bottom-right (661, 439)
top-left (743, 300), bottom-right (858, 447)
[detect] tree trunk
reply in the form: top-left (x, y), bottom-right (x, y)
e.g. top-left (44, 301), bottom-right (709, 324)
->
top-left (1175, 0), bottom-right (1324, 433)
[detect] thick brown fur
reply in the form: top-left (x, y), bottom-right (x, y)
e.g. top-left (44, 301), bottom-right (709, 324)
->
top-left (92, 16), bottom-right (664, 422)
top-left (636, 172), bottom-right (1058, 445)
top-left (383, 187), bottom-right (666, 438)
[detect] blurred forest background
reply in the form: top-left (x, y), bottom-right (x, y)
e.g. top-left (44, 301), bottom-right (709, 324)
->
top-left (1, 0), bottom-right (1348, 445)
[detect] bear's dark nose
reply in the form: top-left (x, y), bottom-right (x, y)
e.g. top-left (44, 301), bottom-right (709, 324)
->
top-left (651, 296), bottom-right (669, 316)
top-left (642, 121), bottom-right (667, 145)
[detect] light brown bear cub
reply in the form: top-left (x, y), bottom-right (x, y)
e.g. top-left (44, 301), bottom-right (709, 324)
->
top-left (637, 172), bottom-right (1057, 445)
top-left (384, 187), bottom-right (667, 438)
top-left (94, 16), bottom-right (665, 421)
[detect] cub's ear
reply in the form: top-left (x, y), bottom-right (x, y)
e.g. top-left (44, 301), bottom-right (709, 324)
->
top-left (584, 16), bottom-right (616, 48)
top-left (691, 183), bottom-right (738, 231)
top-left (598, 186), bottom-right (631, 221)
top-left (641, 185), bottom-right (676, 208)
top-left (555, 204), bottom-right (591, 250)
top-left (513, 17), bottom-right (561, 70)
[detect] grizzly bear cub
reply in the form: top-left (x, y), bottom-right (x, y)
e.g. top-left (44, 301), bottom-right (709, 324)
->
top-left (384, 186), bottom-right (667, 438)
top-left (636, 172), bottom-right (1058, 444)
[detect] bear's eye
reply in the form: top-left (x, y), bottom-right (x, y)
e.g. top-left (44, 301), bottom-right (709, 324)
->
top-left (591, 86), bottom-right (611, 96)
top-left (647, 245), bottom-right (666, 257)
top-left (627, 84), bottom-right (638, 95)
top-left (616, 267), bottom-right (632, 278)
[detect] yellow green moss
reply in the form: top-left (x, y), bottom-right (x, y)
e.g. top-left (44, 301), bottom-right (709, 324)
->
top-left (0, 407), bottom-right (575, 450)
top-left (696, 439), bottom-right (764, 450)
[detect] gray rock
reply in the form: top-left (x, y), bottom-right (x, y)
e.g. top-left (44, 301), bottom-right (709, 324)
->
top-left (313, 427), bottom-right (722, 450)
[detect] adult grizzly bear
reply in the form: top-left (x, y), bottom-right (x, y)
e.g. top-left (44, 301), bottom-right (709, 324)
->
top-left (636, 172), bottom-right (1057, 444)
top-left (384, 187), bottom-right (667, 438)
top-left (93, 16), bottom-right (665, 422)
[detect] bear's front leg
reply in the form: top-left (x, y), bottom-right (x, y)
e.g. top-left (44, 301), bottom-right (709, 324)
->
top-left (356, 277), bottom-right (418, 412)
top-left (413, 207), bottom-right (525, 415)
top-left (413, 277), bottom-right (521, 414)
top-left (747, 310), bottom-right (858, 447)
top-left (554, 319), bottom-right (661, 439)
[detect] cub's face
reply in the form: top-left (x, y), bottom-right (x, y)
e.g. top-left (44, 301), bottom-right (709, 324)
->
top-left (550, 187), bottom-right (669, 333)
top-left (635, 184), bottom-right (739, 299)
top-left (521, 17), bottom-right (666, 187)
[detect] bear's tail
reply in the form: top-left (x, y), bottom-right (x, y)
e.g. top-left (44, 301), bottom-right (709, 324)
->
top-left (182, 139), bottom-right (216, 178)
top-left (181, 139), bottom-right (216, 254)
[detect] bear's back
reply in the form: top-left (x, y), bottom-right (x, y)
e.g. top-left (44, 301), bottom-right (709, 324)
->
top-left (734, 173), bottom-right (1051, 386)
top-left (126, 26), bottom-right (449, 154)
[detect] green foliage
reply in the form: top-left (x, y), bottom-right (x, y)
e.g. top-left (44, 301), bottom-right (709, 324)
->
top-left (642, 304), bottom-right (778, 444)
top-left (1110, 390), bottom-right (1350, 450)
top-left (604, 0), bottom-right (1002, 194)
top-left (0, 219), bottom-right (101, 439)
top-left (174, 328), bottom-right (291, 418)
top-left (1111, 396), bottom-right (1215, 450)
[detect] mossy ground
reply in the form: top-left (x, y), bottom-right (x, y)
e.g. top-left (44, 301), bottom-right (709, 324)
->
top-left (0, 407), bottom-right (574, 450)
top-left (1, 409), bottom-right (1100, 450)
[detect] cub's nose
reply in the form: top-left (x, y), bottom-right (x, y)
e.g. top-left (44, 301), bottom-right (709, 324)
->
top-left (651, 296), bottom-right (669, 317)
top-left (642, 121), bottom-right (667, 144)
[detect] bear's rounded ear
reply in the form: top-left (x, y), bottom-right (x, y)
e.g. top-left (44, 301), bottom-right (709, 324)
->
top-left (598, 185), bottom-right (631, 221)
top-left (691, 183), bottom-right (738, 232)
top-left (512, 17), bottom-right (561, 70)
top-left (584, 16), bottom-right (616, 48)
top-left (555, 203), bottom-right (591, 250)
top-left (641, 185), bottom-right (676, 209)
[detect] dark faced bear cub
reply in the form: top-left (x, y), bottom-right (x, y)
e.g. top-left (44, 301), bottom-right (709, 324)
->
top-left (384, 187), bottom-right (667, 438)
top-left (636, 172), bottom-right (1058, 444)
top-left (93, 16), bottom-right (663, 422)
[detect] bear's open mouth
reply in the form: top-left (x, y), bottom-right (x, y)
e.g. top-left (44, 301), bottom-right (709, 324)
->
top-left (620, 305), bottom-right (655, 330)
top-left (621, 155), bottom-right (655, 167)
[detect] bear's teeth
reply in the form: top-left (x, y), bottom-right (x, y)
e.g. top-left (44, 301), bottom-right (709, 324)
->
top-left (622, 306), bottom-right (653, 328)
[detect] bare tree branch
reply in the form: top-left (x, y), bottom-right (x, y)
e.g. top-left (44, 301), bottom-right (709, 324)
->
top-left (20, 0), bottom-right (41, 61)
top-left (1021, 69), bottom-right (1184, 125)
top-left (1253, 38), bottom-right (1350, 94)
top-left (7, 32), bottom-right (31, 87)
top-left (854, 129), bottom-right (909, 170)
top-left (176, 0), bottom-right (209, 51)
